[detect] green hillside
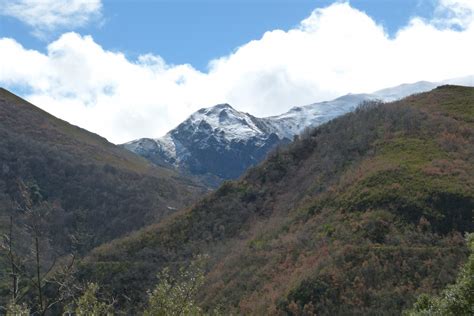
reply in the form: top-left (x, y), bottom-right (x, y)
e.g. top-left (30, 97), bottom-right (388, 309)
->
top-left (81, 85), bottom-right (473, 314)
top-left (0, 88), bottom-right (206, 306)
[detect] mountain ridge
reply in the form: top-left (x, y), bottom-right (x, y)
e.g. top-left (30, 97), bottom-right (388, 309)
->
top-left (0, 88), bottom-right (206, 307)
top-left (82, 85), bottom-right (474, 314)
top-left (124, 77), bottom-right (474, 184)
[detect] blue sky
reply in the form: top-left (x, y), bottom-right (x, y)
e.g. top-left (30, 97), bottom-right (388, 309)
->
top-left (1, 0), bottom-right (437, 71)
top-left (0, 0), bottom-right (473, 143)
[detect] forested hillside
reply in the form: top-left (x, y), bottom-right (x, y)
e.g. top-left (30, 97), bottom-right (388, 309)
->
top-left (0, 88), bottom-right (206, 307)
top-left (83, 86), bottom-right (474, 314)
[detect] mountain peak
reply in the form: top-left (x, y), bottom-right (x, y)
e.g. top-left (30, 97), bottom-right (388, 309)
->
top-left (197, 103), bottom-right (235, 116)
top-left (214, 103), bottom-right (233, 110)
top-left (182, 102), bottom-right (266, 143)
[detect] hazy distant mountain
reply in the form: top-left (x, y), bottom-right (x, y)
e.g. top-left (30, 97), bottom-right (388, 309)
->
top-left (124, 77), bottom-right (474, 185)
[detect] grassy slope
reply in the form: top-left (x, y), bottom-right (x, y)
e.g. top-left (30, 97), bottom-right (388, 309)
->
top-left (0, 88), bottom-right (162, 174)
top-left (83, 86), bottom-right (473, 314)
top-left (0, 88), bottom-right (206, 303)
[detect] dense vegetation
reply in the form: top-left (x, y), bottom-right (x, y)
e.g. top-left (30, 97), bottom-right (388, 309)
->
top-left (406, 233), bottom-right (473, 316)
top-left (1, 86), bottom-right (472, 314)
top-left (0, 88), bottom-right (206, 310)
top-left (78, 86), bottom-right (474, 314)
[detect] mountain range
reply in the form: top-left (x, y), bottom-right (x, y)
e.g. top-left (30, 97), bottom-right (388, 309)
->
top-left (83, 85), bottom-right (474, 314)
top-left (123, 76), bottom-right (474, 185)
top-left (0, 83), bottom-right (472, 314)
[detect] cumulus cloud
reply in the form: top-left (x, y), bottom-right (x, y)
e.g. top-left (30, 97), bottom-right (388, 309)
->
top-left (0, 0), bottom-right (102, 36)
top-left (0, 0), bottom-right (473, 143)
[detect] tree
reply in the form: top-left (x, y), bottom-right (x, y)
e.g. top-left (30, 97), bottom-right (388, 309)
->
top-left (1, 180), bottom-right (76, 315)
top-left (5, 300), bottom-right (29, 316)
top-left (1, 213), bottom-right (20, 304)
top-left (405, 233), bottom-right (474, 316)
top-left (144, 255), bottom-right (207, 316)
top-left (73, 283), bottom-right (113, 316)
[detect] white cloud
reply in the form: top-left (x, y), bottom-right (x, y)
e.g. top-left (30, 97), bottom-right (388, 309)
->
top-left (0, 0), bottom-right (473, 143)
top-left (433, 0), bottom-right (474, 28)
top-left (0, 0), bottom-right (102, 36)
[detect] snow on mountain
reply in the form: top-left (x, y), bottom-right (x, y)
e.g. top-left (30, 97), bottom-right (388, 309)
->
top-left (184, 103), bottom-right (268, 143)
top-left (373, 81), bottom-right (438, 101)
top-left (442, 75), bottom-right (474, 87)
top-left (123, 104), bottom-right (284, 183)
top-left (371, 75), bottom-right (474, 101)
top-left (123, 77), bottom-right (474, 185)
top-left (263, 93), bottom-right (376, 139)
top-left (256, 79), bottom-right (452, 140)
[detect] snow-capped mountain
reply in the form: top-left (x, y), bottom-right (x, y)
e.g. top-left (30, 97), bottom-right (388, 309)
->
top-left (123, 77), bottom-right (474, 186)
top-left (373, 76), bottom-right (474, 101)
top-left (261, 93), bottom-right (375, 140)
top-left (124, 104), bottom-right (285, 185)
top-left (374, 81), bottom-right (438, 101)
